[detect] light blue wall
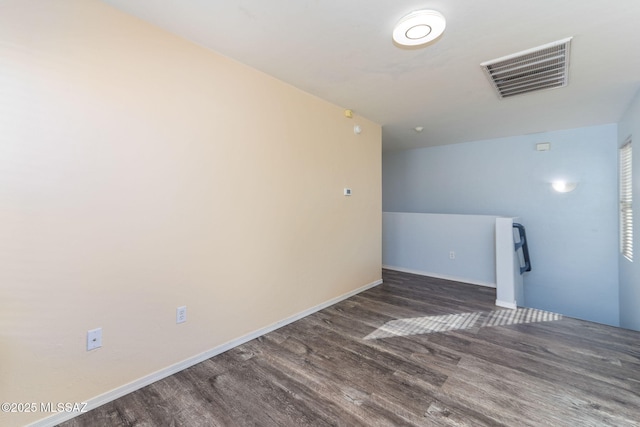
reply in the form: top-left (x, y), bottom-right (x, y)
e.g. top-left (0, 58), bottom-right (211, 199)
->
top-left (383, 212), bottom-right (499, 287)
top-left (618, 90), bottom-right (640, 330)
top-left (383, 124), bottom-right (619, 326)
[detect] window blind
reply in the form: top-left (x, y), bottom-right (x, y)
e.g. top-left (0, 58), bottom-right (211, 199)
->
top-left (620, 139), bottom-right (633, 261)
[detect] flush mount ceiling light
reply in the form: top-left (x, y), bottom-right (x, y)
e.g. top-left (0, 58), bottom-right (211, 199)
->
top-left (393, 10), bottom-right (446, 47)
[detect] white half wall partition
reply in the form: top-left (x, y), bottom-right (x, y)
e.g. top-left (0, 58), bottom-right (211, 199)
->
top-left (382, 212), bottom-right (500, 287)
top-left (495, 217), bottom-right (525, 309)
top-left (383, 212), bottom-right (525, 309)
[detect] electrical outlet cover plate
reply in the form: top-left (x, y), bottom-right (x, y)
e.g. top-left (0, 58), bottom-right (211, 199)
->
top-left (87, 328), bottom-right (102, 351)
top-left (176, 306), bottom-right (187, 324)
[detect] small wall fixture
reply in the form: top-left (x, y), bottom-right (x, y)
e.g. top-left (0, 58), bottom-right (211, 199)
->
top-left (393, 10), bottom-right (446, 47)
top-left (552, 181), bottom-right (577, 193)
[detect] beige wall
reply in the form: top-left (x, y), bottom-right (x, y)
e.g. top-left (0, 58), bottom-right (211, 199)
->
top-left (0, 1), bottom-right (381, 425)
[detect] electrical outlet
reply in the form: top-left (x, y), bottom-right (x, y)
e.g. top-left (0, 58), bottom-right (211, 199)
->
top-left (87, 328), bottom-right (102, 351)
top-left (176, 306), bottom-right (187, 324)
top-left (449, 251), bottom-right (455, 259)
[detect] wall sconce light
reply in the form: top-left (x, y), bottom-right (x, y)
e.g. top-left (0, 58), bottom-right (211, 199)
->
top-left (552, 180), bottom-right (577, 193)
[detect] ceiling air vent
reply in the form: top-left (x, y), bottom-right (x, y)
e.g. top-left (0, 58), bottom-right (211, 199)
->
top-left (480, 37), bottom-right (572, 99)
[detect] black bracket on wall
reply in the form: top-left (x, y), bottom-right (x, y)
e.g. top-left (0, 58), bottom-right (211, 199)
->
top-left (513, 223), bottom-right (532, 274)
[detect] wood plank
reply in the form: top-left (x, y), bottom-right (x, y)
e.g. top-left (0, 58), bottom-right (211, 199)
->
top-left (61, 270), bottom-right (640, 427)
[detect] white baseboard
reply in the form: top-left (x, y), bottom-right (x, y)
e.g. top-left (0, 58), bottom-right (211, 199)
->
top-left (495, 299), bottom-right (517, 309)
top-left (29, 278), bottom-right (383, 427)
top-left (382, 265), bottom-right (496, 288)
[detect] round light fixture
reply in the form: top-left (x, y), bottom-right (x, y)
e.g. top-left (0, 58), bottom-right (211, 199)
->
top-left (393, 10), bottom-right (446, 47)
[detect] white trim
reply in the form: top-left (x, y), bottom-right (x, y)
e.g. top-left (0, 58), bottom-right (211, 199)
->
top-left (382, 265), bottom-right (496, 288)
top-left (28, 278), bottom-right (383, 427)
top-left (495, 299), bottom-right (518, 309)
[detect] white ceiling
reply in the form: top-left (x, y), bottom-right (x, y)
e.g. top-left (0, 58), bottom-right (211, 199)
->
top-left (100, 0), bottom-right (640, 151)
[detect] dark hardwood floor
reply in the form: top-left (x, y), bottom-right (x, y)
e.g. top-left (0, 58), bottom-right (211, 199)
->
top-left (60, 269), bottom-right (640, 426)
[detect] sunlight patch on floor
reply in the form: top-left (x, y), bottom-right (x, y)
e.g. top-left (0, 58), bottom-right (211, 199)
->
top-left (364, 312), bottom-right (481, 340)
top-left (482, 308), bottom-right (562, 327)
top-left (364, 308), bottom-right (562, 340)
